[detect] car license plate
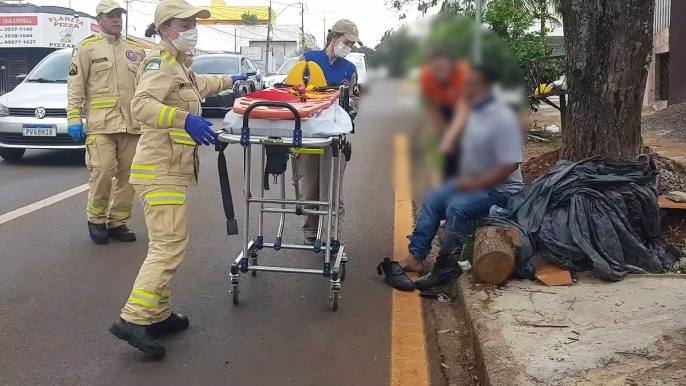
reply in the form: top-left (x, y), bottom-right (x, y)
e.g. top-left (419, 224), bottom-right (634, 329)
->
top-left (22, 125), bottom-right (56, 137)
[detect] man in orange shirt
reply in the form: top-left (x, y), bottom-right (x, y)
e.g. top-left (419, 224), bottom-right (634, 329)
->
top-left (420, 45), bottom-right (470, 180)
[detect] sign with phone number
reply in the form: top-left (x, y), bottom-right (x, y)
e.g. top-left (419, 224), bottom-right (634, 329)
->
top-left (0, 13), bottom-right (96, 48)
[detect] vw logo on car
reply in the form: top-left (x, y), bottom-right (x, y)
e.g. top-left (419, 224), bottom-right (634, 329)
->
top-left (34, 107), bottom-right (47, 119)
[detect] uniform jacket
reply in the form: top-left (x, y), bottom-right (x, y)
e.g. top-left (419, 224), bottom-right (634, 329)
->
top-left (129, 41), bottom-right (232, 186)
top-left (67, 32), bottom-right (146, 135)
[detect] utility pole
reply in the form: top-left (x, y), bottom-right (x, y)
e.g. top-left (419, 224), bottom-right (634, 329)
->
top-left (300, 3), bottom-right (305, 49)
top-left (234, 26), bottom-right (237, 53)
top-left (265, 0), bottom-right (272, 74)
top-left (323, 17), bottom-right (326, 48)
top-left (125, 0), bottom-right (129, 37)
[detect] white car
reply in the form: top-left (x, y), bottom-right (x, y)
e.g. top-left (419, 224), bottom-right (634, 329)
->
top-left (264, 57), bottom-right (299, 88)
top-left (0, 48), bottom-right (86, 161)
top-left (347, 52), bottom-right (368, 89)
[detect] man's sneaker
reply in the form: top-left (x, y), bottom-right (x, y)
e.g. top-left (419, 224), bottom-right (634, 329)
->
top-left (109, 318), bottom-right (165, 359)
top-left (414, 265), bottom-right (463, 291)
top-left (377, 258), bottom-right (415, 291)
top-left (147, 313), bottom-right (189, 339)
top-left (108, 225), bottom-right (136, 242)
top-left (88, 222), bottom-right (109, 245)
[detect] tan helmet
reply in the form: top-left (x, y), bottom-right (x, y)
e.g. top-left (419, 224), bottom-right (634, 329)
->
top-left (96, 0), bottom-right (127, 16)
top-left (154, 0), bottom-right (211, 29)
top-left (331, 19), bottom-right (363, 46)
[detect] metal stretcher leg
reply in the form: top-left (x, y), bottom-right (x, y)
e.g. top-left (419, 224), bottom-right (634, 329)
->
top-left (323, 146), bottom-right (336, 279)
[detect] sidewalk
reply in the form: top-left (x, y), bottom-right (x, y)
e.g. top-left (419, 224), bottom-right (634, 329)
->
top-left (455, 273), bottom-right (686, 386)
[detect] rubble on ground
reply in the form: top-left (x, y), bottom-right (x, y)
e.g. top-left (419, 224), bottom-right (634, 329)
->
top-left (642, 102), bottom-right (686, 140)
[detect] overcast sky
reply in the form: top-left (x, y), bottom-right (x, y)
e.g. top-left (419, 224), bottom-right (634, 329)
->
top-left (23, 0), bottom-right (434, 47)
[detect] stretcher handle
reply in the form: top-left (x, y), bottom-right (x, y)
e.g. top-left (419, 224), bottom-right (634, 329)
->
top-left (242, 101), bottom-right (302, 132)
top-left (241, 101), bottom-right (302, 148)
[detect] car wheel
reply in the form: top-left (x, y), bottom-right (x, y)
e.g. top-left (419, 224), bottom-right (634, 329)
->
top-left (0, 148), bottom-right (26, 161)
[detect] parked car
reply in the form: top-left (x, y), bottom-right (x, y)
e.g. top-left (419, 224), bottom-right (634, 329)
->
top-left (347, 53), bottom-right (368, 91)
top-left (264, 57), bottom-right (299, 88)
top-left (190, 54), bottom-right (264, 115)
top-left (0, 48), bottom-right (86, 161)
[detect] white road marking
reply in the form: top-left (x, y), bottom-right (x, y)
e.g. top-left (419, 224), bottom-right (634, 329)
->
top-left (0, 183), bottom-right (89, 225)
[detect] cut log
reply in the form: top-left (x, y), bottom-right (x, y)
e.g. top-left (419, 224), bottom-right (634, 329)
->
top-left (473, 226), bottom-right (519, 285)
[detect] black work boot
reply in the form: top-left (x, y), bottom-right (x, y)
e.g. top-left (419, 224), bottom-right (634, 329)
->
top-left (377, 258), bottom-right (415, 291)
top-left (303, 237), bottom-right (317, 246)
top-left (110, 318), bottom-right (166, 359)
top-left (147, 313), bottom-right (190, 339)
top-left (88, 222), bottom-right (109, 245)
top-left (108, 225), bottom-right (136, 242)
top-left (415, 258), bottom-right (463, 291)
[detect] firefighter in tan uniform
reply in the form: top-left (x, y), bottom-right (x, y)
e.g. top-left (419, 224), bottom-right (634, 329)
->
top-left (109, 0), bottom-right (246, 359)
top-left (67, 0), bottom-right (144, 244)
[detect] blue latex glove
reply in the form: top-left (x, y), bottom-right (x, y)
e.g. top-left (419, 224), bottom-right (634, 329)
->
top-left (184, 114), bottom-right (215, 146)
top-left (68, 125), bottom-right (85, 142)
top-left (231, 75), bottom-right (247, 83)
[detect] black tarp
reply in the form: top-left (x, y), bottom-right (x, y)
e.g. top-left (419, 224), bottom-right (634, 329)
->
top-left (482, 155), bottom-right (678, 281)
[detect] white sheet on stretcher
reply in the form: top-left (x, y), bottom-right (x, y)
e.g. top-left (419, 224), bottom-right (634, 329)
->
top-left (222, 103), bottom-right (353, 138)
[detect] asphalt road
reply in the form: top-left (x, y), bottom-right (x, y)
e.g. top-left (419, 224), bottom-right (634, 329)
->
top-left (0, 80), bottom-right (424, 386)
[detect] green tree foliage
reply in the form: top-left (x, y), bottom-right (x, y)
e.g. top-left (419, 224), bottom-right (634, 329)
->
top-left (241, 12), bottom-right (259, 25)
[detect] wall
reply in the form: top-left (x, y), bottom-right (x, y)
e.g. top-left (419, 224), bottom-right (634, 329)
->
top-left (669, 0), bottom-right (686, 105)
top-left (643, 28), bottom-right (670, 110)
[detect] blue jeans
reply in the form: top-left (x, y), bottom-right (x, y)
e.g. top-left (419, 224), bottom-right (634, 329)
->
top-left (408, 183), bottom-right (509, 262)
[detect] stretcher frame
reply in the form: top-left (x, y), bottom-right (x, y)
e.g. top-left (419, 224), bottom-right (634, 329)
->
top-left (217, 100), bottom-right (350, 311)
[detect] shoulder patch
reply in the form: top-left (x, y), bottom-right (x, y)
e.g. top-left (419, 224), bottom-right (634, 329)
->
top-left (145, 60), bottom-right (161, 71)
top-left (69, 63), bottom-right (78, 76)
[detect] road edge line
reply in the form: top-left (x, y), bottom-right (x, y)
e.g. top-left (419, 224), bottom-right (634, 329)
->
top-left (0, 183), bottom-right (89, 225)
top-left (391, 134), bottom-right (430, 386)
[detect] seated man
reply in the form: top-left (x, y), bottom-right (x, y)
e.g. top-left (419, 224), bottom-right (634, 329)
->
top-left (386, 66), bottom-right (525, 291)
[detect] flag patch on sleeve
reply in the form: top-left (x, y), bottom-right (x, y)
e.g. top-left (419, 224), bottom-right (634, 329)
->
top-left (145, 61), bottom-right (161, 71)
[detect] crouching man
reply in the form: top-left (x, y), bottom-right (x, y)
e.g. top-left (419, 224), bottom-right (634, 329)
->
top-left (383, 66), bottom-right (525, 291)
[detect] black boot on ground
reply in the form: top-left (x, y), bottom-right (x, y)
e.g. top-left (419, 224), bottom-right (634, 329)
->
top-left (147, 313), bottom-right (189, 339)
top-left (414, 259), bottom-right (463, 291)
top-left (377, 258), bottom-right (416, 291)
top-left (88, 222), bottom-right (109, 245)
top-left (108, 225), bottom-right (137, 242)
top-left (110, 318), bottom-right (166, 359)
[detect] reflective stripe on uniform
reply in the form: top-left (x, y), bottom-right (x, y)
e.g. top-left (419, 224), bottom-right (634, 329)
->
top-left (162, 291), bottom-right (171, 298)
top-left (85, 136), bottom-right (96, 145)
top-left (91, 99), bottom-right (116, 109)
top-left (123, 38), bottom-right (143, 50)
top-left (158, 106), bottom-right (177, 128)
top-left (162, 51), bottom-right (177, 65)
top-left (87, 203), bottom-right (106, 215)
top-left (131, 165), bottom-right (155, 179)
top-left (109, 210), bottom-right (131, 220)
top-left (67, 109), bottom-right (81, 119)
top-left (81, 36), bottom-right (105, 48)
top-left (169, 132), bottom-right (195, 146)
top-left (128, 289), bottom-right (161, 309)
top-left (145, 192), bottom-right (186, 206)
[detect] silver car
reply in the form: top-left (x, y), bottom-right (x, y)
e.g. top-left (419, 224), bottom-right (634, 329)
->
top-left (0, 48), bottom-right (86, 161)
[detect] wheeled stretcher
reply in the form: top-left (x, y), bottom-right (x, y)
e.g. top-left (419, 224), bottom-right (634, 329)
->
top-left (216, 86), bottom-right (353, 311)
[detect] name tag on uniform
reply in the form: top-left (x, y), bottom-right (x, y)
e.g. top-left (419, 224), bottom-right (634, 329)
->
top-left (91, 57), bottom-right (108, 64)
top-left (179, 83), bottom-right (192, 89)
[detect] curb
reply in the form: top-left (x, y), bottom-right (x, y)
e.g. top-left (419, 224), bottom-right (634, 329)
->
top-left (452, 274), bottom-right (532, 386)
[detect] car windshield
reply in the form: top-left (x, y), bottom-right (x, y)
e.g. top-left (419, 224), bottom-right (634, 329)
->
top-left (349, 56), bottom-right (366, 72)
top-left (191, 56), bottom-right (240, 75)
top-left (276, 58), bottom-right (298, 75)
top-left (26, 52), bottom-right (71, 83)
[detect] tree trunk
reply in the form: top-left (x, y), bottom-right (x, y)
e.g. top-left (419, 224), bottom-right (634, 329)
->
top-left (559, 0), bottom-right (654, 161)
top-left (473, 226), bottom-right (520, 285)
top-left (540, 0), bottom-right (546, 35)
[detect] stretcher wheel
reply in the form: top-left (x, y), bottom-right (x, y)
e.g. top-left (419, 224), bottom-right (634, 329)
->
top-left (340, 262), bottom-right (347, 282)
top-left (232, 284), bottom-right (239, 305)
top-left (330, 290), bottom-right (339, 311)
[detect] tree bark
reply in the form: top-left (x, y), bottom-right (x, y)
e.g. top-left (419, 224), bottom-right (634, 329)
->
top-left (559, 0), bottom-right (654, 161)
top-left (473, 226), bottom-right (519, 285)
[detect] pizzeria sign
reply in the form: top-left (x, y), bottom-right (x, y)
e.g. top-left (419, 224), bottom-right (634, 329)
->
top-left (0, 13), bottom-right (98, 48)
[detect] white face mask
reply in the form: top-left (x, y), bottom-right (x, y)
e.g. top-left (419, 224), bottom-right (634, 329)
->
top-left (334, 41), bottom-right (351, 58)
top-left (165, 27), bottom-right (198, 52)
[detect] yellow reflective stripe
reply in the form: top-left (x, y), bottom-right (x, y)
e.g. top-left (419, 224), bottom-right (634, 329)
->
top-left (290, 148), bottom-right (324, 154)
top-left (169, 57), bottom-right (176, 65)
top-left (131, 165), bottom-right (155, 179)
top-left (159, 106), bottom-right (169, 127)
top-left (220, 78), bottom-right (224, 89)
top-left (123, 39), bottom-right (143, 50)
top-left (91, 99), bottom-right (116, 105)
top-left (148, 201), bottom-right (185, 205)
top-left (146, 193), bottom-right (186, 198)
top-left (87, 203), bottom-right (105, 214)
top-left (109, 211), bottom-right (131, 220)
top-left (162, 51), bottom-right (177, 65)
top-left (81, 38), bottom-right (105, 48)
top-left (170, 132), bottom-right (195, 145)
top-left (162, 291), bottom-right (171, 297)
top-left (131, 174), bottom-right (155, 179)
top-left (131, 165), bottom-right (155, 171)
top-left (85, 136), bottom-right (96, 145)
top-left (68, 114), bottom-right (81, 119)
top-left (129, 289), bottom-right (161, 309)
top-left (67, 109), bottom-right (80, 114)
top-left (80, 36), bottom-right (104, 47)
top-left (173, 140), bottom-right (196, 145)
top-left (167, 108), bottom-right (176, 127)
